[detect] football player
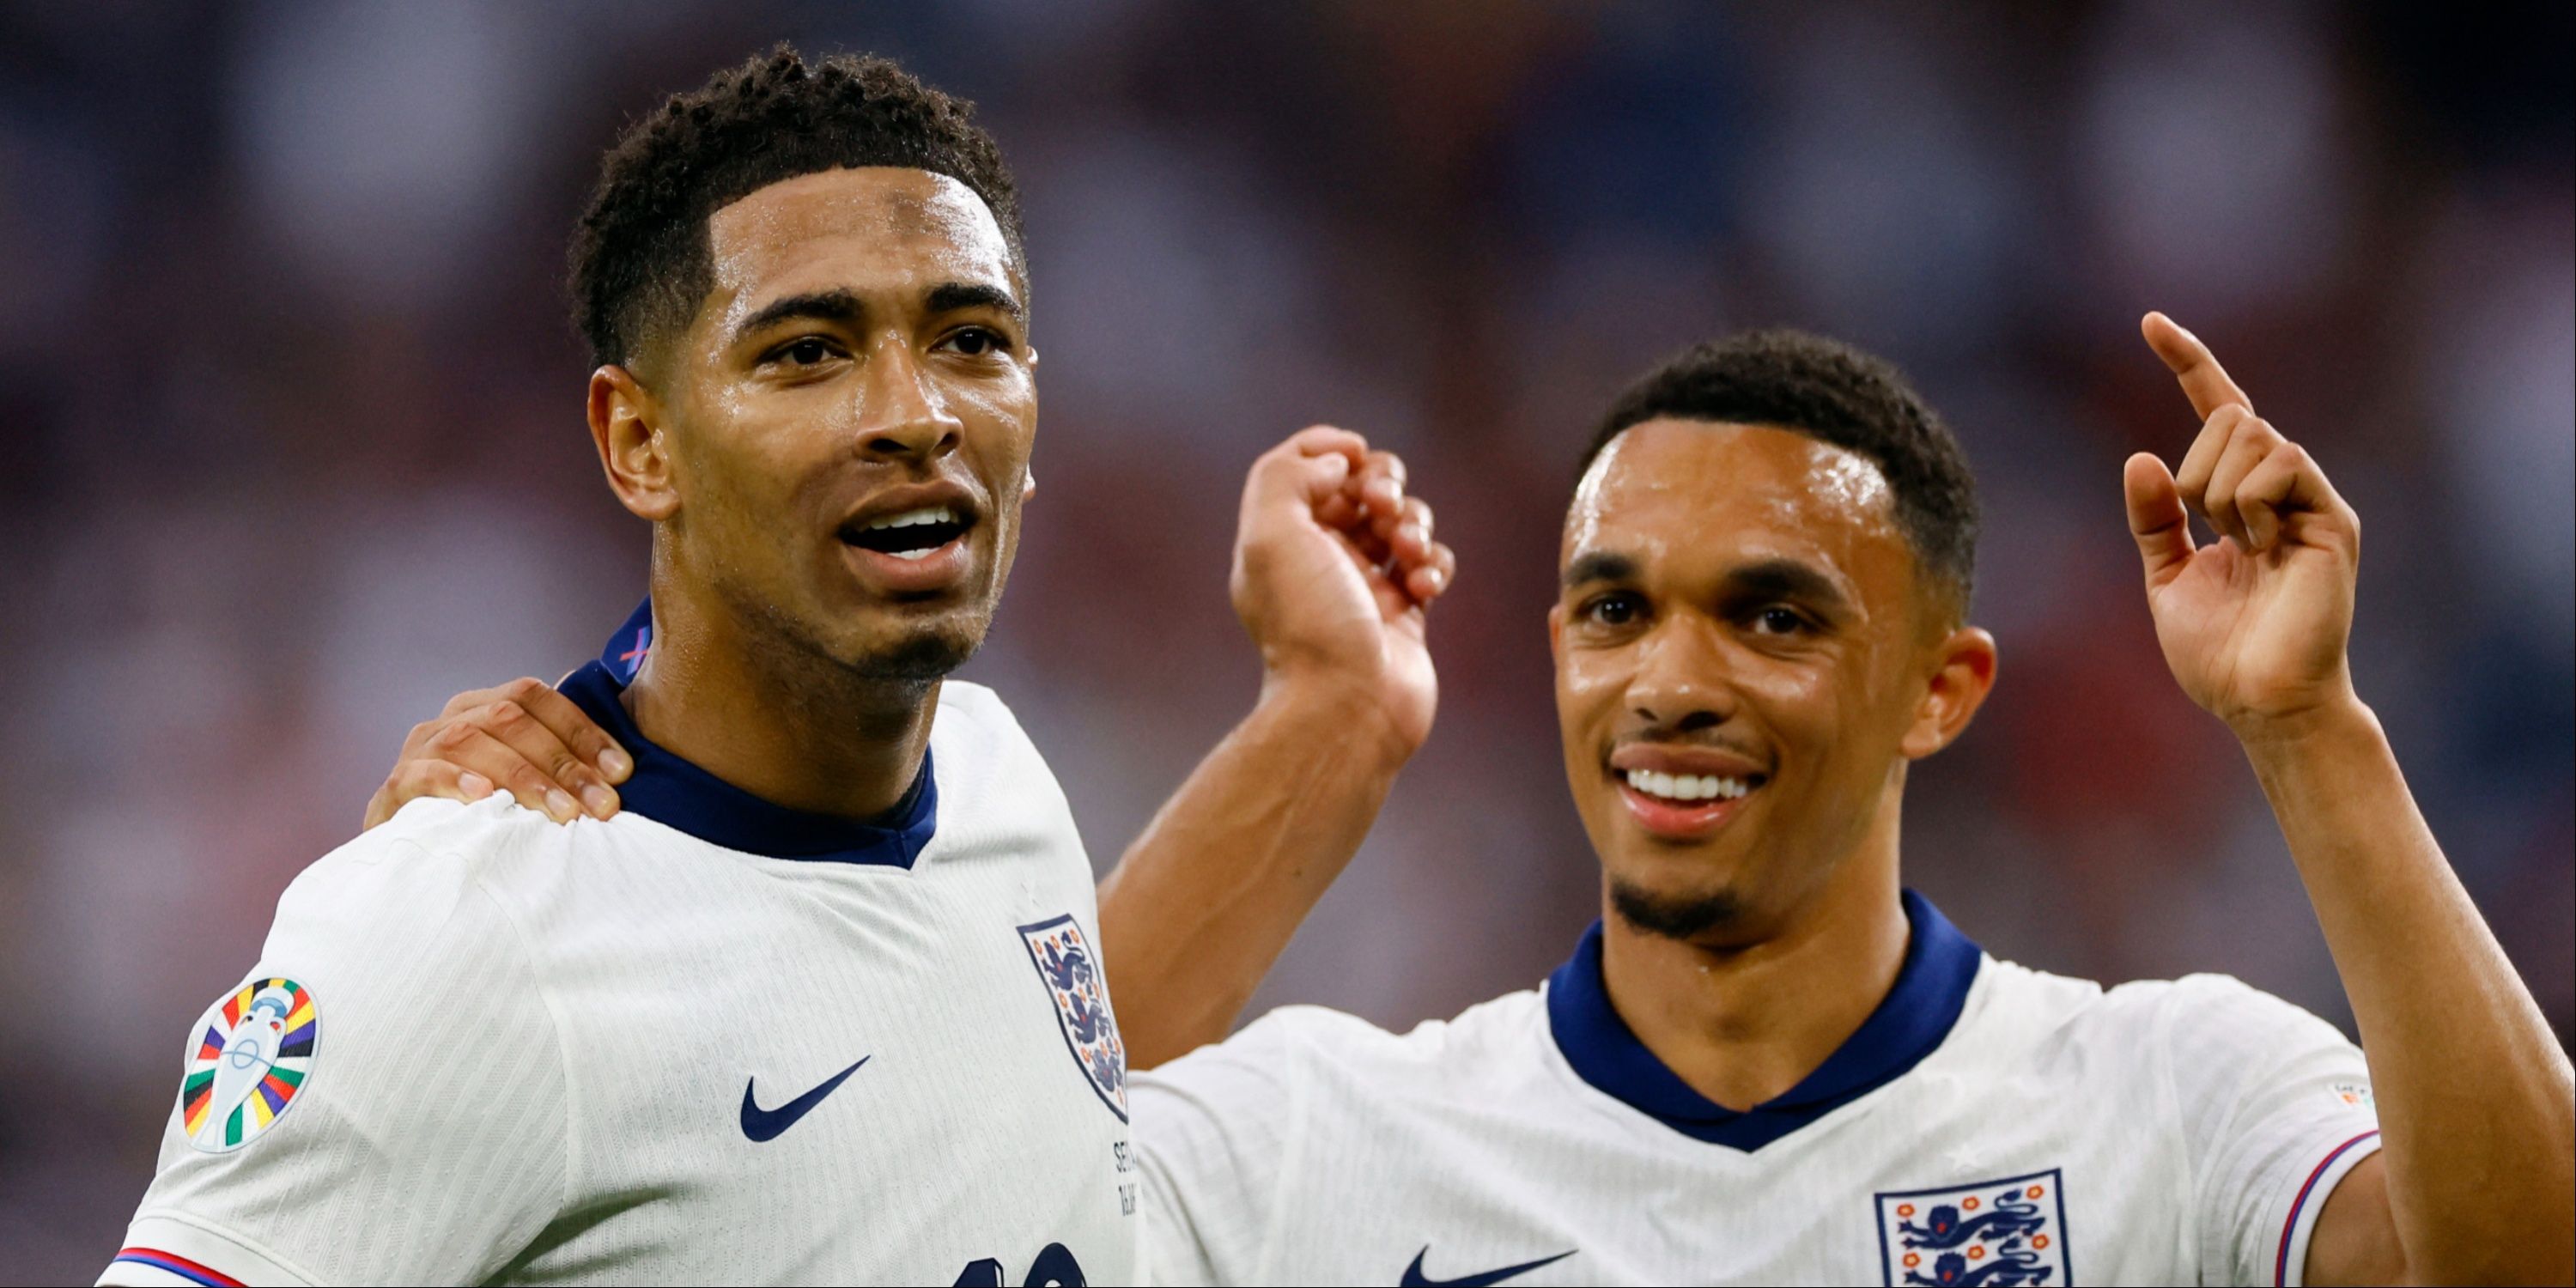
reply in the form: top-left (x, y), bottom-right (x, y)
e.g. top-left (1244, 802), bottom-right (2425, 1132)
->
top-left (398, 321), bottom-right (2573, 1285)
top-left (101, 48), bottom-right (1451, 1287)
top-left (1127, 323), bottom-right (2571, 1285)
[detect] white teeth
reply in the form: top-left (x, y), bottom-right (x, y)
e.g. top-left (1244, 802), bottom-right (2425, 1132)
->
top-left (866, 505), bottom-right (957, 532)
top-left (885, 549), bottom-right (933, 561)
top-left (1623, 769), bottom-right (1753, 802)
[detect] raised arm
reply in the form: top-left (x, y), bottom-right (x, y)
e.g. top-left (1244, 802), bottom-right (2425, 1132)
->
top-left (362, 426), bottom-right (1454, 1071)
top-left (1098, 426), bottom-right (1453, 1067)
top-left (2126, 313), bottom-right (2574, 1285)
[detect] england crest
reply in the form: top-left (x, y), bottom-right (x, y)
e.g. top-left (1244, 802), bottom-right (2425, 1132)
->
top-left (1874, 1168), bottom-right (2069, 1286)
top-left (1018, 914), bottom-right (1127, 1121)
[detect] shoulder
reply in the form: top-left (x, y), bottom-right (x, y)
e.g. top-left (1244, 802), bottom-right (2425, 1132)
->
top-left (1154, 991), bottom-right (1547, 1104)
top-left (925, 681), bottom-right (1086, 863)
top-left (933, 679), bottom-right (1040, 762)
top-left (2070, 971), bottom-right (2348, 1047)
top-left (930, 679), bottom-right (1054, 793)
top-left (264, 795), bottom-right (564, 989)
top-left (2104, 973), bottom-right (2359, 1066)
top-left (1972, 960), bottom-right (2357, 1083)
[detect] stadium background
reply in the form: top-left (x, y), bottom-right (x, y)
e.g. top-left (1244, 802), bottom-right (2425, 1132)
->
top-left (0, 2), bottom-right (2566, 1277)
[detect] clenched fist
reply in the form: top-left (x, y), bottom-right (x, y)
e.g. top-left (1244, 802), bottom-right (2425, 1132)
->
top-left (1230, 427), bottom-right (1457, 755)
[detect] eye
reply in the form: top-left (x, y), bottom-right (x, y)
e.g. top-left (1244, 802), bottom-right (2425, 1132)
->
top-left (939, 326), bottom-right (1012, 357)
top-left (1585, 592), bottom-right (1643, 627)
top-left (1751, 605), bottom-right (1808, 635)
top-left (778, 337), bottom-right (835, 367)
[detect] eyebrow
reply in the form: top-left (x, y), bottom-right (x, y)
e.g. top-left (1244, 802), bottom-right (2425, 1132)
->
top-left (731, 289), bottom-right (863, 345)
top-left (728, 281), bottom-right (1025, 347)
top-left (1726, 557), bottom-right (1855, 618)
top-left (1562, 550), bottom-right (1856, 617)
top-left (925, 281), bottom-right (1024, 321)
top-left (1563, 550), bottom-right (1638, 590)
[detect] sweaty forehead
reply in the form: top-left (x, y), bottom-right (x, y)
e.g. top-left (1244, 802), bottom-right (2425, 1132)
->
top-left (1564, 419), bottom-right (1910, 581)
top-left (702, 167), bottom-right (1015, 317)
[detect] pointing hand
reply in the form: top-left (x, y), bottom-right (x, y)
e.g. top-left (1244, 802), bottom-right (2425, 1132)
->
top-left (2123, 313), bottom-right (2363, 736)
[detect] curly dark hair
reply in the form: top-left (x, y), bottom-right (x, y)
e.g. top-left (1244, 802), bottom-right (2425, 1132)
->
top-left (1577, 330), bottom-right (1980, 617)
top-left (569, 46), bottom-right (1025, 371)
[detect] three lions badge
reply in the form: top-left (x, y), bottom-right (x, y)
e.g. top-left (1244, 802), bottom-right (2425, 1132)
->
top-left (182, 977), bottom-right (319, 1152)
top-left (1018, 915), bottom-right (1127, 1121)
top-left (1875, 1169), bottom-right (2069, 1285)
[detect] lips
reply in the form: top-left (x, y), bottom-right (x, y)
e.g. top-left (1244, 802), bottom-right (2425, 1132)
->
top-left (834, 482), bottom-right (981, 596)
top-left (1606, 745), bottom-right (1769, 841)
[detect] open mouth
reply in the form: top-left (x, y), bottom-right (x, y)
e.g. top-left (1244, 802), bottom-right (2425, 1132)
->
top-left (839, 505), bottom-right (972, 561)
top-left (1609, 759), bottom-right (1770, 839)
top-left (1617, 768), bottom-right (1765, 805)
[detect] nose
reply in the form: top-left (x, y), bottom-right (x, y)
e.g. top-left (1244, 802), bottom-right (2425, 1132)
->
top-left (1625, 617), bottom-right (1736, 734)
top-left (853, 337), bottom-right (963, 464)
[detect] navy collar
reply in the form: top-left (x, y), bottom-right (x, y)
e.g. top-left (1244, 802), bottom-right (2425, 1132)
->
top-left (1546, 889), bottom-right (1982, 1151)
top-left (560, 598), bottom-right (938, 867)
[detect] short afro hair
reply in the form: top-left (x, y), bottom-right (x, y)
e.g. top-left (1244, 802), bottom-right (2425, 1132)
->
top-left (1577, 330), bottom-right (1980, 618)
top-left (569, 46), bottom-right (1025, 371)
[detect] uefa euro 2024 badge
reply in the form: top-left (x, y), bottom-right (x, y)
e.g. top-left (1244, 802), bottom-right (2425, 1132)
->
top-left (183, 978), bottom-right (319, 1152)
top-left (1874, 1169), bottom-right (2069, 1286)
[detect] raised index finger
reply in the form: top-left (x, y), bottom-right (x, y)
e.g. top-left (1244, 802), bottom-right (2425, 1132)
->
top-left (2142, 312), bottom-right (2253, 421)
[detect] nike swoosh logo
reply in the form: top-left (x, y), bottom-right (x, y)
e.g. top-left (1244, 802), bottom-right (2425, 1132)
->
top-left (1399, 1246), bottom-right (1576, 1286)
top-left (739, 1056), bottom-right (869, 1142)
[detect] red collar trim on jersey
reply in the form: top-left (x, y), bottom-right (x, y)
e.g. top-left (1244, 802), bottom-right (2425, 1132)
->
top-left (1546, 889), bottom-right (1984, 1151)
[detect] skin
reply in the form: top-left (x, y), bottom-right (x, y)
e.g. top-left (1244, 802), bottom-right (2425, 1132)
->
top-left (588, 166), bottom-right (1038, 817)
top-left (361, 163), bottom-right (1459, 1070)
top-left (2122, 313), bottom-right (2571, 1285)
top-left (376, 313), bottom-right (2570, 1284)
top-left (1550, 420), bottom-right (1996, 1109)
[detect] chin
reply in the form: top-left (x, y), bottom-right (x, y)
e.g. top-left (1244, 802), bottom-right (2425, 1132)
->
top-left (839, 620), bottom-right (982, 682)
top-left (1608, 872), bottom-right (1750, 942)
top-left (840, 605), bottom-right (989, 680)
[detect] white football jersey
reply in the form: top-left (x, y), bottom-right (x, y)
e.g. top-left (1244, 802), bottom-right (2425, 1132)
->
top-left (1135, 891), bottom-right (2380, 1287)
top-left (106, 606), bottom-right (1139, 1286)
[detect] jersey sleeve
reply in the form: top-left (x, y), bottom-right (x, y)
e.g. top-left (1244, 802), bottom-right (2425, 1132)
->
top-left (102, 828), bottom-right (569, 1287)
top-left (1129, 1009), bottom-right (1317, 1287)
top-left (2156, 974), bottom-right (2383, 1288)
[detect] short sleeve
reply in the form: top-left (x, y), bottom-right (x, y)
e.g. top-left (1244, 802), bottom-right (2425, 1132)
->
top-left (1130, 1010), bottom-right (1315, 1287)
top-left (2159, 975), bottom-right (2382, 1287)
top-left (102, 832), bottom-right (568, 1287)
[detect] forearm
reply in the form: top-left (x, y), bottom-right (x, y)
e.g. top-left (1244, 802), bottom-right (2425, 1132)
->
top-left (2240, 699), bottom-right (2574, 1283)
top-left (1098, 675), bottom-right (1411, 1070)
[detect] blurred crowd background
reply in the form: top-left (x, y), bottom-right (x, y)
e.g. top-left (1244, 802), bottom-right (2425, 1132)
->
top-left (2, 1), bottom-right (2567, 1275)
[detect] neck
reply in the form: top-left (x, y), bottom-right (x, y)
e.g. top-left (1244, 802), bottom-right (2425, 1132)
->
top-left (1598, 795), bottom-right (1909, 1111)
top-left (624, 582), bottom-right (938, 821)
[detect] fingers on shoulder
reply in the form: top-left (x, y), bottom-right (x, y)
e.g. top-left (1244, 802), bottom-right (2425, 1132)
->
top-left (410, 693), bottom-right (607, 823)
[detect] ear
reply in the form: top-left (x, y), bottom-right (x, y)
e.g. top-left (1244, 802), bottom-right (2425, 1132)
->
top-left (588, 365), bottom-right (679, 522)
top-left (1899, 625), bottom-right (1997, 759)
top-left (1546, 602), bottom-right (1567, 667)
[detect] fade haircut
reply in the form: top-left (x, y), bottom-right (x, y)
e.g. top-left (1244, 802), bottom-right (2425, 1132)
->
top-left (569, 46), bottom-right (1025, 371)
top-left (1577, 330), bottom-right (1980, 619)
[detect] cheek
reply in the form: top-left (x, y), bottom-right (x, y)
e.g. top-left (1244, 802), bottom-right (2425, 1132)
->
top-left (1554, 650), bottom-right (1630, 756)
top-left (1555, 647), bottom-right (1621, 714)
top-left (1728, 651), bottom-right (1846, 748)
